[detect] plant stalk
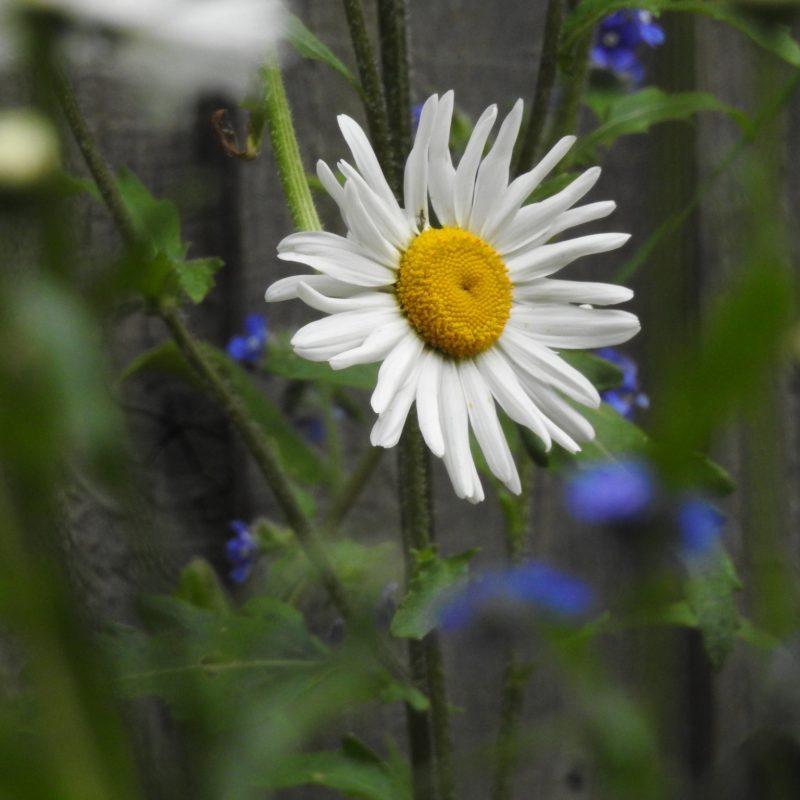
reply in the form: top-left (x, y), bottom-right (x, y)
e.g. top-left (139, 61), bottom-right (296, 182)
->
top-left (545, 28), bottom-right (592, 149)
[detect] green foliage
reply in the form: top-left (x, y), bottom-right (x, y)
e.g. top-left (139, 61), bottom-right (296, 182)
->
top-left (119, 340), bottom-right (328, 488)
top-left (561, 350), bottom-right (625, 391)
top-left (686, 550), bottom-right (742, 670)
top-left (573, 88), bottom-right (751, 162)
top-left (562, 0), bottom-right (800, 69)
top-left (391, 547), bottom-right (477, 640)
top-left (257, 735), bottom-right (411, 799)
top-left (175, 558), bottom-right (230, 615)
top-left (285, 13), bottom-right (362, 92)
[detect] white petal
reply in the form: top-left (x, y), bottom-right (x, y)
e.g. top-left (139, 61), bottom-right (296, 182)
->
top-left (337, 114), bottom-right (396, 209)
top-left (415, 350), bottom-right (445, 457)
top-left (470, 99), bottom-right (523, 234)
top-left (510, 304), bottom-right (641, 348)
top-left (517, 376), bottom-right (596, 450)
top-left (317, 159), bottom-right (346, 207)
top-left (404, 94), bottom-right (438, 229)
top-left (371, 333), bottom-right (425, 414)
top-left (474, 348), bottom-right (552, 450)
top-left (513, 278), bottom-right (633, 306)
top-left (492, 166), bottom-right (601, 254)
top-left (481, 135), bottom-right (575, 242)
top-left (295, 282), bottom-right (396, 314)
top-left (341, 180), bottom-right (401, 267)
top-left (547, 200), bottom-right (617, 239)
top-left (370, 364), bottom-right (421, 449)
top-left (338, 161), bottom-right (413, 250)
top-left (329, 319), bottom-right (408, 369)
top-left (506, 233), bottom-right (631, 280)
top-left (500, 326), bottom-right (601, 407)
top-left (265, 273), bottom-right (360, 302)
top-left (292, 308), bottom-right (396, 351)
top-left (453, 104), bottom-right (498, 228)
top-left (439, 360), bottom-right (481, 501)
top-left (428, 90), bottom-right (457, 226)
top-left (459, 360), bottom-right (520, 494)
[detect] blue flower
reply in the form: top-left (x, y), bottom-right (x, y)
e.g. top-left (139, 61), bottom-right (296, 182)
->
top-left (596, 347), bottom-right (649, 420)
top-left (226, 314), bottom-right (268, 365)
top-left (225, 520), bottom-right (259, 584)
top-left (411, 103), bottom-right (423, 133)
top-left (677, 498), bottom-right (724, 558)
top-left (564, 459), bottom-right (657, 525)
top-left (438, 563), bottom-right (593, 632)
top-left (591, 10), bottom-right (665, 83)
top-left (291, 414), bottom-right (326, 446)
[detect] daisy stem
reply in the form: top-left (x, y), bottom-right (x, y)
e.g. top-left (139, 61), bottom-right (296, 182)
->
top-left (514, 0), bottom-right (565, 176)
top-left (341, 0), bottom-right (396, 186)
top-left (546, 28), bottom-right (592, 148)
top-left (491, 460), bottom-right (533, 800)
top-left (323, 446), bottom-right (385, 529)
top-left (262, 64), bottom-right (322, 232)
top-left (377, 0), bottom-right (411, 182)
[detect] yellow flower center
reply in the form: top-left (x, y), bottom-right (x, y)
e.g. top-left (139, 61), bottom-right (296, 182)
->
top-left (395, 227), bottom-right (512, 359)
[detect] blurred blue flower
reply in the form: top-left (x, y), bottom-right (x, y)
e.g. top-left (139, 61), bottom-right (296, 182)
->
top-left (411, 103), bottom-right (423, 133)
top-left (226, 313), bottom-right (267, 365)
top-left (225, 520), bottom-right (259, 584)
top-left (292, 414), bottom-right (326, 446)
top-left (596, 347), bottom-right (650, 420)
top-left (591, 10), bottom-right (665, 83)
top-left (677, 498), bottom-right (725, 558)
top-left (438, 563), bottom-right (593, 632)
top-left (564, 459), bottom-right (657, 525)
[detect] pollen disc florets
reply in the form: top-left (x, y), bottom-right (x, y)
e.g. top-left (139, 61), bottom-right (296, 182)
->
top-left (396, 227), bottom-right (512, 359)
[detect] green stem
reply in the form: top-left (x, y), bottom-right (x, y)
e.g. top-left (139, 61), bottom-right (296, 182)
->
top-left (377, 0), bottom-right (411, 185)
top-left (262, 64), bottom-right (322, 232)
top-left (341, 0), bottom-right (395, 186)
top-left (160, 302), bottom-right (350, 615)
top-left (514, 0), bottom-right (565, 175)
top-left (545, 28), bottom-right (592, 148)
top-left (491, 460), bottom-right (533, 800)
top-left (52, 69), bottom-right (139, 247)
top-left (323, 446), bottom-right (385, 529)
top-left (425, 633), bottom-right (455, 800)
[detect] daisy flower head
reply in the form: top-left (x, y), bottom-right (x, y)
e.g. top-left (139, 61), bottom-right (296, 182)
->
top-left (266, 93), bottom-right (640, 503)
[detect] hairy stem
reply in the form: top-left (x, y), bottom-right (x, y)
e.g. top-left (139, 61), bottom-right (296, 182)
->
top-left (341, 0), bottom-right (395, 186)
top-left (546, 28), bottom-right (592, 148)
top-left (262, 64), bottom-right (322, 232)
top-left (514, 0), bottom-right (565, 175)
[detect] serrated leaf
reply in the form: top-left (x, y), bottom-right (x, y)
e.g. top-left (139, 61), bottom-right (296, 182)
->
top-left (391, 547), bottom-right (478, 640)
top-left (686, 550), bottom-right (741, 669)
top-left (573, 89), bottom-right (751, 161)
top-left (265, 334), bottom-right (378, 389)
top-left (119, 340), bottom-right (328, 486)
top-left (172, 257), bottom-right (224, 304)
top-left (285, 13), bottom-right (361, 92)
top-left (562, 1), bottom-right (800, 69)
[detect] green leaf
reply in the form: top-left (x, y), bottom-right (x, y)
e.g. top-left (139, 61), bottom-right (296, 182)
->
top-left (562, 1), bottom-right (800, 69)
top-left (257, 741), bottom-right (411, 800)
top-left (172, 257), bottom-right (224, 304)
top-left (265, 333), bottom-right (378, 390)
top-left (686, 550), bottom-right (742, 670)
top-left (391, 547), bottom-right (478, 640)
top-left (174, 558), bottom-right (230, 614)
top-left (119, 340), bottom-right (328, 486)
top-left (560, 350), bottom-right (625, 391)
top-left (285, 13), bottom-right (362, 92)
top-left (574, 88), bottom-right (751, 161)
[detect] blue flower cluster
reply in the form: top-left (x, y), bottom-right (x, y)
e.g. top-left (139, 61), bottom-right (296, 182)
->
top-left (591, 10), bottom-right (665, 83)
top-left (438, 563), bottom-right (594, 633)
top-left (225, 520), bottom-right (259, 584)
top-left (226, 314), bottom-right (268, 365)
top-left (563, 459), bottom-right (725, 559)
top-left (596, 347), bottom-right (649, 420)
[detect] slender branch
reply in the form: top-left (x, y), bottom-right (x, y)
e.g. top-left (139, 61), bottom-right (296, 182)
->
top-left (160, 302), bottom-right (351, 616)
top-left (514, 0), bottom-right (565, 176)
top-left (262, 64), bottom-right (322, 232)
top-left (52, 69), bottom-right (139, 247)
top-left (323, 446), bottom-right (385, 529)
top-left (341, 0), bottom-right (395, 185)
top-left (545, 28), bottom-right (592, 148)
top-left (377, 0), bottom-right (411, 185)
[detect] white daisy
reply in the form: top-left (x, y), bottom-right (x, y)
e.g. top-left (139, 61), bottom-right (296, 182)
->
top-left (266, 93), bottom-right (640, 503)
